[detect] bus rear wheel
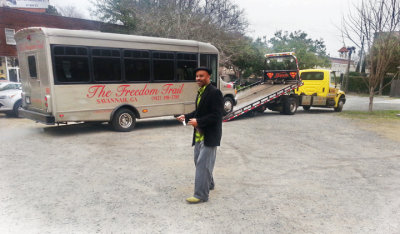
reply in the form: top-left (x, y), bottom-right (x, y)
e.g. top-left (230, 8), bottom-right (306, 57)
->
top-left (112, 108), bottom-right (136, 132)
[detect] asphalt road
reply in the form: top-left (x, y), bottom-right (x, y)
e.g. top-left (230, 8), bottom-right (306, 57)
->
top-left (0, 95), bottom-right (399, 233)
top-left (343, 94), bottom-right (400, 111)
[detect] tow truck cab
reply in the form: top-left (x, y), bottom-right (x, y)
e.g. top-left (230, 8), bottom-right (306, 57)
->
top-left (296, 69), bottom-right (346, 112)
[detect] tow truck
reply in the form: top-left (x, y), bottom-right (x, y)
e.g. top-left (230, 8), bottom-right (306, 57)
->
top-left (223, 52), bottom-right (303, 121)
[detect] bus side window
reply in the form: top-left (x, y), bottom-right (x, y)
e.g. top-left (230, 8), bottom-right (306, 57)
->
top-left (177, 53), bottom-right (197, 81)
top-left (153, 52), bottom-right (175, 81)
top-left (27, 55), bottom-right (37, 78)
top-left (92, 48), bottom-right (122, 82)
top-left (200, 54), bottom-right (208, 67)
top-left (53, 46), bottom-right (90, 83)
top-left (124, 50), bottom-right (150, 82)
top-left (199, 54), bottom-right (218, 85)
top-left (209, 54), bottom-right (218, 85)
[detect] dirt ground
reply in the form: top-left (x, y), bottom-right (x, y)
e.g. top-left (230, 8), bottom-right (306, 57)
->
top-left (1, 108), bottom-right (400, 234)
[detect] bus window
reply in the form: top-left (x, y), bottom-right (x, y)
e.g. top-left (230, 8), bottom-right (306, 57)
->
top-left (92, 48), bottom-right (122, 82)
top-left (53, 46), bottom-right (90, 83)
top-left (27, 55), bottom-right (37, 78)
top-left (153, 52), bottom-right (175, 81)
top-left (200, 54), bottom-right (207, 67)
top-left (124, 50), bottom-right (150, 82)
top-left (199, 54), bottom-right (218, 84)
top-left (177, 53), bottom-right (197, 81)
top-left (210, 54), bottom-right (218, 85)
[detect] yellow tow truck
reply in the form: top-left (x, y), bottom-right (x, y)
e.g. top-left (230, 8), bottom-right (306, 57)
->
top-left (296, 69), bottom-right (346, 112)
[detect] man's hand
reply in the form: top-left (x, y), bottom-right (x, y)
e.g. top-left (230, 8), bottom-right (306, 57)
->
top-left (176, 115), bottom-right (185, 122)
top-left (188, 118), bottom-right (198, 128)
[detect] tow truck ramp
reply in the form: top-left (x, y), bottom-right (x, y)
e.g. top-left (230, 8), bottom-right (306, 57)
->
top-left (223, 81), bottom-right (302, 122)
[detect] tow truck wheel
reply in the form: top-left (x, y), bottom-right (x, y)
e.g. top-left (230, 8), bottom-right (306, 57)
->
top-left (283, 97), bottom-right (297, 115)
top-left (334, 98), bottom-right (344, 112)
top-left (256, 105), bottom-right (266, 113)
top-left (111, 108), bottom-right (136, 132)
top-left (303, 106), bottom-right (311, 111)
top-left (223, 97), bottom-right (234, 115)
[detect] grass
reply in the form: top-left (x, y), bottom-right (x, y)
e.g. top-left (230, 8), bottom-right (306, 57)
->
top-left (339, 110), bottom-right (400, 120)
top-left (340, 110), bottom-right (400, 142)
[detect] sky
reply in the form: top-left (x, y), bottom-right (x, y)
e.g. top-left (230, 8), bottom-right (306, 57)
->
top-left (49, 0), bottom-right (362, 57)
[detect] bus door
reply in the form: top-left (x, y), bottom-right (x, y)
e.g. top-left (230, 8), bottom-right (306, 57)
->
top-left (22, 53), bottom-right (46, 112)
top-left (200, 54), bottom-right (218, 87)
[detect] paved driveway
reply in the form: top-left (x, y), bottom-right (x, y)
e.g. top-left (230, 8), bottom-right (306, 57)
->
top-left (0, 104), bottom-right (399, 233)
top-left (344, 95), bottom-right (400, 111)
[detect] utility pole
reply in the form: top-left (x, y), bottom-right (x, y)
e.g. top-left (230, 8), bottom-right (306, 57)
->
top-left (344, 46), bottom-right (356, 92)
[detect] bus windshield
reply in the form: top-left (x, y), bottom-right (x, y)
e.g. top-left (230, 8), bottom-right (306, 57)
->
top-left (265, 56), bottom-right (297, 71)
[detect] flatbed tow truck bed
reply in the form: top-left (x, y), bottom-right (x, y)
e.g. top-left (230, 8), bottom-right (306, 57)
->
top-left (223, 81), bottom-right (302, 122)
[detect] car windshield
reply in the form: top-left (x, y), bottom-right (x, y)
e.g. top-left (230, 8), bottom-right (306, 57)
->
top-left (0, 83), bottom-right (21, 91)
top-left (265, 56), bottom-right (297, 71)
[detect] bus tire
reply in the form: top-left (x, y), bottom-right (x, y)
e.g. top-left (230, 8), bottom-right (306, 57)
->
top-left (111, 108), bottom-right (136, 132)
top-left (223, 96), bottom-right (234, 115)
top-left (334, 98), bottom-right (345, 112)
top-left (283, 97), bottom-right (297, 115)
top-left (303, 106), bottom-right (311, 111)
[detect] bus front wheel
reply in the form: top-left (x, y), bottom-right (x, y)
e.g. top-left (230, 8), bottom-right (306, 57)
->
top-left (112, 108), bottom-right (136, 132)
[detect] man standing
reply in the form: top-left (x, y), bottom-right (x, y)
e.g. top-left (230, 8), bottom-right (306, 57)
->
top-left (177, 67), bottom-right (223, 204)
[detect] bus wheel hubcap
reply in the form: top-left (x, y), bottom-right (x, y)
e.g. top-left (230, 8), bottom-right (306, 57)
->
top-left (119, 113), bottom-right (132, 128)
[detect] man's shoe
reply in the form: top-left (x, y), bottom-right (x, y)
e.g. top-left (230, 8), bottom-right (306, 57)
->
top-left (186, 196), bottom-right (204, 204)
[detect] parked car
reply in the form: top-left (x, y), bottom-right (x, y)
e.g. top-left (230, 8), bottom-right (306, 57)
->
top-left (0, 82), bottom-right (23, 117)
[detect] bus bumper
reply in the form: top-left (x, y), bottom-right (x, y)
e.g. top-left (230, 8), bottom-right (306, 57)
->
top-left (20, 108), bottom-right (55, 125)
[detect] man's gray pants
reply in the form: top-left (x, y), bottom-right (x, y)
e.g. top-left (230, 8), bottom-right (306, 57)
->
top-left (193, 141), bottom-right (217, 201)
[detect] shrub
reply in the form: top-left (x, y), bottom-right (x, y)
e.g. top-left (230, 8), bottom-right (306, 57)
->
top-left (348, 75), bottom-right (393, 95)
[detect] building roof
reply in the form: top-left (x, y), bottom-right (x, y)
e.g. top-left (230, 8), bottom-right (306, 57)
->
top-left (338, 47), bottom-right (348, 53)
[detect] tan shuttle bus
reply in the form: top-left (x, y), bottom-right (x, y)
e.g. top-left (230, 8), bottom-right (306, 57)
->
top-left (15, 27), bottom-right (231, 131)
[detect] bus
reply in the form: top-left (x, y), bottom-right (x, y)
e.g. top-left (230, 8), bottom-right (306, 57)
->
top-left (15, 27), bottom-right (235, 131)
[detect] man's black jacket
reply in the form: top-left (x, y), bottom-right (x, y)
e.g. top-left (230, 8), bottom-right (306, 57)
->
top-left (185, 84), bottom-right (223, 147)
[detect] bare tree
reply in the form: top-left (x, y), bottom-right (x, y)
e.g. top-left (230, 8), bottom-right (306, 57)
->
top-left (58, 5), bottom-right (84, 19)
top-left (342, 0), bottom-right (400, 111)
top-left (91, 0), bottom-right (248, 68)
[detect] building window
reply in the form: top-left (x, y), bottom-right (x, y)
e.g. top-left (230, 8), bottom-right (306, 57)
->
top-left (5, 28), bottom-right (16, 45)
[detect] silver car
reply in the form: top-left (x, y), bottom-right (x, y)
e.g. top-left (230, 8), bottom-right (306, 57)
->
top-left (0, 82), bottom-right (22, 117)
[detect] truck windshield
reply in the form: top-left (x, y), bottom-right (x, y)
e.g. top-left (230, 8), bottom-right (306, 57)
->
top-left (300, 72), bottom-right (324, 80)
top-left (265, 56), bottom-right (297, 71)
